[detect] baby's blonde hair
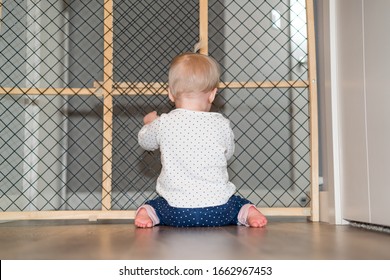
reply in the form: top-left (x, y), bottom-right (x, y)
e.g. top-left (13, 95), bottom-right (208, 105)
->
top-left (168, 53), bottom-right (220, 97)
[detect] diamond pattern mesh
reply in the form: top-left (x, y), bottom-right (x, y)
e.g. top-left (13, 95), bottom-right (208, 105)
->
top-left (0, 0), bottom-right (312, 213)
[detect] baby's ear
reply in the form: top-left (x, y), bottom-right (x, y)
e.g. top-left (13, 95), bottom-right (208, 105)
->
top-left (208, 88), bottom-right (218, 103)
top-left (168, 88), bottom-right (175, 103)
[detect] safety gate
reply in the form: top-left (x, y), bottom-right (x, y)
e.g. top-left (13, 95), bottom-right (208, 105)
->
top-left (0, 0), bottom-right (318, 221)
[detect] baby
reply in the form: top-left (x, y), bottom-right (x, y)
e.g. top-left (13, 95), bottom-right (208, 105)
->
top-left (135, 53), bottom-right (267, 228)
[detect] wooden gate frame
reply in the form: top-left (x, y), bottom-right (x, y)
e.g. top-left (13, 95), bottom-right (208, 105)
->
top-left (0, 0), bottom-right (319, 222)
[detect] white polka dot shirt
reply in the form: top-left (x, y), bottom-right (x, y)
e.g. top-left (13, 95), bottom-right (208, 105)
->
top-left (138, 108), bottom-right (236, 208)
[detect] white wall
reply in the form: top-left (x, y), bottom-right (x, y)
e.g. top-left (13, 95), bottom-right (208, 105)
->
top-left (315, 0), bottom-right (343, 224)
top-left (317, 0), bottom-right (390, 226)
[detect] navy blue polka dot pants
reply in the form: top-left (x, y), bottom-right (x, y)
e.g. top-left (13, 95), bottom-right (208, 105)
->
top-left (145, 195), bottom-right (252, 227)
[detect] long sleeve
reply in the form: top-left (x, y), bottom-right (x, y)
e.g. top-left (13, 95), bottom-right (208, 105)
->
top-left (225, 124), bottom-right (235, 161)
top-left (138, 117), bottom-right (160, 151)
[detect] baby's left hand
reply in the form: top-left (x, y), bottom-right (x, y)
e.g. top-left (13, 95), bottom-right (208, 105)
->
top-left (143, 111), bottom-right (158, 125)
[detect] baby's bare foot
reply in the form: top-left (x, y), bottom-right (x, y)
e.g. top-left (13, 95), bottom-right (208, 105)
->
top-left (135, 208), bottom-right (154, 228)
top-left (247, 207), bottom-right (267, 228)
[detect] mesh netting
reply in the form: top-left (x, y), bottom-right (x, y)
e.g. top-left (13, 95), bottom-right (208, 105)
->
top-left (0, 0), bottom-right (312, 213)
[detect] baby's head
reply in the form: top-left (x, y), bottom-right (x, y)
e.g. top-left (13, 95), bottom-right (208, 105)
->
top-left (168, 53), bottom-right (220, 98)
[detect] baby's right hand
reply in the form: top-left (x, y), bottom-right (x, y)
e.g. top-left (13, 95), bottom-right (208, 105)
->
top-left (143, 111), bottom-right (158, 125)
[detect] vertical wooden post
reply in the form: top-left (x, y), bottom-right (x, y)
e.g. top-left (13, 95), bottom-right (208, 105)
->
top-left (199, 0), bottom-right (208, 55)
top-left (306, 0), bottom-right (319, 221)
top-left (102, 0), bottom-right (114, 210)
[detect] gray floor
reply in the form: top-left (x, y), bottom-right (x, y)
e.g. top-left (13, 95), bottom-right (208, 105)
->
top-left (1, 218), bottom-right (390, 260)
